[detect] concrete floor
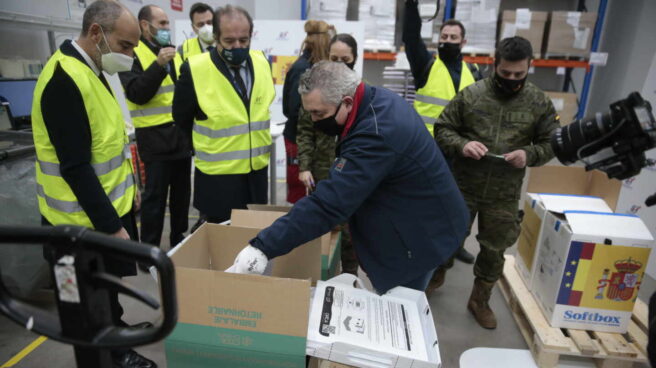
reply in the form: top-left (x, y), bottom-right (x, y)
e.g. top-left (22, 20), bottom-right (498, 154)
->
top-left (1, 181), bottom-right (654, 367)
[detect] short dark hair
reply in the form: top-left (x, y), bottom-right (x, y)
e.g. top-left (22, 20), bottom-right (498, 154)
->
top-left (330, 33), bottom-right (359, 63)
top-left (495, 36), bottom-right (533, 64)
top-left (137, 5), bottom-right (156, 23)
top-left (81, 0), bottom-right (124, 35)
top-left (189, 2), bottom-right (213, 22)
top-left (440, 19), bottom-right (466, 39)
top-left (213, 5), bottom-right (253, 39)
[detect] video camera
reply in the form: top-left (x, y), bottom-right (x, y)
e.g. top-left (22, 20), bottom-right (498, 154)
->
top-left (551, 92), bottom-right (656, 181)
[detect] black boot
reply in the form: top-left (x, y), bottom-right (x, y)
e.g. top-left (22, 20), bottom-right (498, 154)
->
top-left (455, 247), bottom-right (475, 264)
top-left (112, 349), bottom-right (157, 368)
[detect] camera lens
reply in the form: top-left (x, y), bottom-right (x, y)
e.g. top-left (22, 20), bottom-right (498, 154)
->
top-left (551, 112), bottom-right (615, 164)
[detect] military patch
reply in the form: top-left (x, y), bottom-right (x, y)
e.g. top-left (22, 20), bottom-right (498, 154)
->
top-left (335, 157), bottom-right (347, 172)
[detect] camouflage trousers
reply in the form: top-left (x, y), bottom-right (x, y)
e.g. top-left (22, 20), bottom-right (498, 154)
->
top-left (441, 191), bottom-right (522, 282)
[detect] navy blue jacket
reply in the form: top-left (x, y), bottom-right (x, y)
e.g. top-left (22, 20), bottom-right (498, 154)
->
top-left (252, 84), bottom-right (469, 293)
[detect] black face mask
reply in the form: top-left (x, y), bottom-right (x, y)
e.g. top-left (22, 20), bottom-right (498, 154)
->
top-left (492, 73), bottom-right (527, 99)
top-left (314, 102), bottom-right (344, 137)
top-left (438, 42), bottom-right (461, 62)
top-left (220, 45), bottom-right (250, 65)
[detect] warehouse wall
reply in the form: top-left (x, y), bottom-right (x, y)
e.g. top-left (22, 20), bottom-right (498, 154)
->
top-left (587, 0), bottom-right (656, 116)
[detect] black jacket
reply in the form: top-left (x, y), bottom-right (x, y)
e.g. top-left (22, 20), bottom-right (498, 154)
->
top-left (118, 37), bottom-right (191, 162)
top-left (38, 40), bottom-right (126, 234)
top-left (282, 50), bottom-right (312, 143)
top-left (402, 1), bottom-right (483, 90)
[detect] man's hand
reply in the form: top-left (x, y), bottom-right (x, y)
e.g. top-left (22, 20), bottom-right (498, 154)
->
top-left (225, 245), bottom-right (268, 274)
top-left (299, 171), bottom-right (315, 193)
top-left (156, 47), bottom-right (176, 67)
top-left (504, 149), bottom-right (527, 168)
top-left (111, 227), bottom-right (130, 240)
top-left (462, 141), bottom-right (488, 160)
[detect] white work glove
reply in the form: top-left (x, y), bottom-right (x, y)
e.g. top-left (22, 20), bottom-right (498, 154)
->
top-left (225, 245), bottom-right (268, 274)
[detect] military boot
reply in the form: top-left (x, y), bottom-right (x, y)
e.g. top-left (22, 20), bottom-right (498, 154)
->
top-left (425, 267), bottom-right (447, 297)
top-left (467, 277), bottom-right (497, 329)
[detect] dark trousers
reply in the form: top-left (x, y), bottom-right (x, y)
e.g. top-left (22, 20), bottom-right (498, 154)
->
top-left (140, 157), bottom-right (191, 248)
top-left (196, 167), bottom-right (268, 224)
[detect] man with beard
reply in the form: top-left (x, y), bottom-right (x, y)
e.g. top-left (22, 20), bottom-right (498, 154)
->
top-left (433, 36), bottom-right (559, 329)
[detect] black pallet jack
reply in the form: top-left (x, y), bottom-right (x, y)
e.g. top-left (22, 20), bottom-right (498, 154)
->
top-left (0, 225), bottom-right (177, 368)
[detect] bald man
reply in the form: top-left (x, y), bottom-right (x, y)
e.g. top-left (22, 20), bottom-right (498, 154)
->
top-left (31, 1), bottom-right (157, 366)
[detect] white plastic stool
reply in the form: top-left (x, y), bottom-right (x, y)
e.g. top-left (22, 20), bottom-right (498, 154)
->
top-left (460, 347), bottom-right (596, 368)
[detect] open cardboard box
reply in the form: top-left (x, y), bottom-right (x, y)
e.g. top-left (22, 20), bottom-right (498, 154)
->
top-left (247, 203), bottom-right (293, 213)
top-left (516, 166), bottom-right (621, 288)
top-left (165, 223), bottom-right (311, 367)
top-left (165, 224), bottom-right (441, 367)
top-left (231, 209), bottom-right (341, 281)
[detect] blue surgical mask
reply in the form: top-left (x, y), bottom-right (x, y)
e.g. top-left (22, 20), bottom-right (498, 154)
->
top-left (220, 46), bottom-right (249, 65)
top-left (150, 24), bottom-right (171, 46)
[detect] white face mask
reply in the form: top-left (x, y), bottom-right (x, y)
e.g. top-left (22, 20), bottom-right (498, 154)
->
top-left (198, 24), bottom-right (214, 44)
top-left (96, 27), bottom-right (134, 75)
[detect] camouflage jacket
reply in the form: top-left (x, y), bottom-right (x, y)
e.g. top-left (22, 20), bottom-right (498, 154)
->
top-left (297, 107), bottom-right (337, 182)
top-left (435, 77), bottom-right (559, 201)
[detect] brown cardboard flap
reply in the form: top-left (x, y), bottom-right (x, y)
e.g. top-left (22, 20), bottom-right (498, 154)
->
top-left (247, 204), bottom-right (293, 213)
top-left (170, 224), bottom-right (211, 269)
top-left (206, 225), bottom-right (263, 271)
top-left (231, 209), bottom-right (286, 228)
top-left (526, 166), bottom-right (620, 211)
top-left (517, 201), bottom-right (542, 272)
top-left (175, 267), bottom-right (311, 337)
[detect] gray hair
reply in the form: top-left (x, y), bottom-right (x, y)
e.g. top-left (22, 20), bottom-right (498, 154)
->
top-left (298, 61), bottom-right (360, 105)
top-left (81, 0), bottom-right (126, 35)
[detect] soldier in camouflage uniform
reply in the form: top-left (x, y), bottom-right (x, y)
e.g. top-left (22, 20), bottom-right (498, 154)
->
top-left (433, 37), bottom-right (560, 329)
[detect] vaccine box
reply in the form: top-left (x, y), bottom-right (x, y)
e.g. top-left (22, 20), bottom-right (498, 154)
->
top-left (515, 193), bottom-right (613, 288)
top-left (531, 211), bottom-right (653, 333)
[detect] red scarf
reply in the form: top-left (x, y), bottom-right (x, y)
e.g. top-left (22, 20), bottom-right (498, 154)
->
top-left (340, 82), bottom-right (366, 139)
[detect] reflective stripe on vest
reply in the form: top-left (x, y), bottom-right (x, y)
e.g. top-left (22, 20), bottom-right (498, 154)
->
top-left (414, 58), bottom-right (475, 136)
top-left (32, 49), bottom-right (135, 228)
top-left (38, 144), bottom-right (131, 177)
top-left (37, 174), bottom-right (134, 213)
top-left (193, 120), bottom-right (270, 139)
top-left (125, 41), bottom-right (181, 128)
top-left (195, 145), bottom-right (272, 163)
top-left (189, 50), bottom-right (275, 175)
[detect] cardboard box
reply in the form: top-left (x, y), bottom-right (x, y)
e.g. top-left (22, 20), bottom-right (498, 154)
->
top-left (499, 10), bottom-right (547, 58)
top-left (165, 224), bottom-right (311, 368)
top-left (165, 227), bottom-right (440, 368)
top-left (457, 0), bottom-right (501, 55)
top-left (307, 275), bottom-right (441, 368)
top-left (231, 209), bottom-right (342, 282)
top-left (545, 91), bottom-right (579, 124)
top-left (545, 11), bottom-right (598, 58)
top-left (516, 193), bottom-right (613, 289)
top-left (516, 166), bottom-right (621, 290)
top-left (532, 210), bottom-right (653, 333)
top-left (247, 203), bottom-right (293, 212)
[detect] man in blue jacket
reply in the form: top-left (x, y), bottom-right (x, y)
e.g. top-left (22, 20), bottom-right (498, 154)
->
top-left (228, 61), bottom-right (469, 293)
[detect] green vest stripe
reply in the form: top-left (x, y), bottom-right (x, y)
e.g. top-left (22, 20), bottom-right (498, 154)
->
top-left (195, 145), bottom-right (272, 163)
top-left (192, 119), bottom-right (270, 139)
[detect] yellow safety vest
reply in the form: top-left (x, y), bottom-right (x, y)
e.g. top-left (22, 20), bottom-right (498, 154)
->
top-left (414, 58), bottom-right (476, 136)
top-left (189, 50), bottom-right (275, 175)
top-left (32, 49), bottom-right (135, 228)
top-left (180, 37), bottom-right (203, 62)
top-left (126, 41), bottom-right (182, 128)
